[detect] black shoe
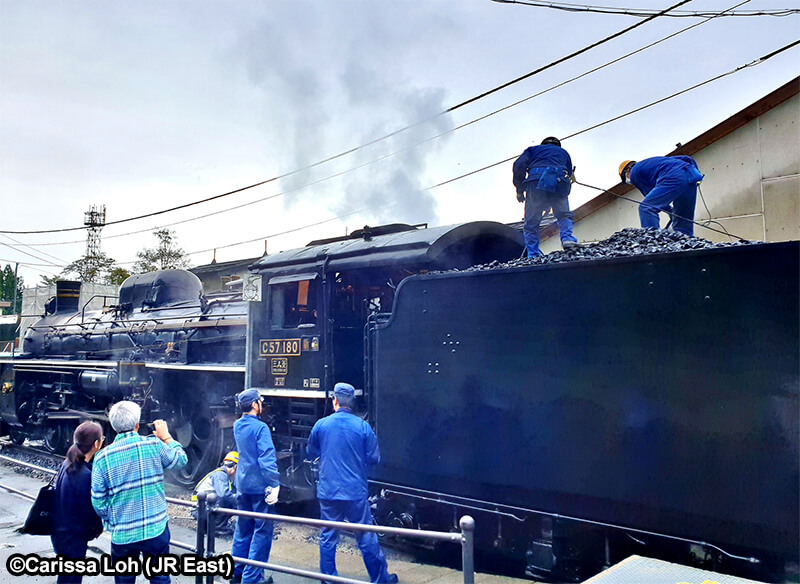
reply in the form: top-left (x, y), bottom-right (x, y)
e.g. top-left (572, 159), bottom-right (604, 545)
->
top-left (382, 575), bottom-right (398, 584)
top-left (562, 240), bottom-right (581, 249)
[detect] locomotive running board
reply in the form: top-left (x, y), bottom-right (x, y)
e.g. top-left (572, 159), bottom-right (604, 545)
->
top-left (144, 363), bottom-right (245, 373)
top-left (1, 358), bottom-right (118, 369)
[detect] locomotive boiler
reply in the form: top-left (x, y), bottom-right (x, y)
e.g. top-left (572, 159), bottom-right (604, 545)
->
top-left (0, 269), bottom-right (247, 488)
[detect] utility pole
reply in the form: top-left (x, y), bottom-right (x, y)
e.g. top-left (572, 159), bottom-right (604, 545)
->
top-left (84, 205), bottom-right (106, 281)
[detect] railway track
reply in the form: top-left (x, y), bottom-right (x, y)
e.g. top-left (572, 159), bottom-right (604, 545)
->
top-left (0, 438), bottom-right (63, 475)
top-left (0, 437), bottom-right (197, 500)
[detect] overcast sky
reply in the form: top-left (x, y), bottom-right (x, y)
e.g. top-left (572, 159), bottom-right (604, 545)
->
top-left (1, 0), bottom-right (797, 285)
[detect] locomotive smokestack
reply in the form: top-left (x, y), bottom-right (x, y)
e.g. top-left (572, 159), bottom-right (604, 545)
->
top-left (55, 280), bottom-right (81, 313)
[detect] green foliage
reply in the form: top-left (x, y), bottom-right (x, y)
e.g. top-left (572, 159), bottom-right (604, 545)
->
top-left (39, 274), bottom-right (59, 286)
top-left (60, 253), bottom-right (117, 283)
top-left (107, 267), bottom-right (132, 286)
top-left (57, 253), bottom-right (129, 285)
top-left (0, 265), bottom-right (24, 314)
top-left (133, 229), bottom-right (191, 274)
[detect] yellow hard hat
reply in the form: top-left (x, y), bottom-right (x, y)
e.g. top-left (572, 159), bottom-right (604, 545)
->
top-left (619, 160), bottom-right (635, 182)
top-left (223, 451), bottom-right (238, 464)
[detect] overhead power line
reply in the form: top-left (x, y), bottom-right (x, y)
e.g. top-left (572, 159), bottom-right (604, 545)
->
top-left (18, 48), bottom-right (795, 276)
top-left (9, 30), bottom-right (795, 273)
top-left (489, 0), bottom-right (799, 17)
top-left (0, 233), bottom-right (67, 264)
top-left (425, 39), bottom-right (800, 189)
top-left (445, 0), bottom-right (693, 111)
top-left (0, 239), bottom-right (63, 268)
top-left (0, 0), bottom-right (693, 237)
top-left (18, 0), bottom-right (750, 250)
top-left (120, 41), bottom-right (798, 263)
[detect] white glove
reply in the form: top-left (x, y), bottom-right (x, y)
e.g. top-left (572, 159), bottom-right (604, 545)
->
top-left (265, 485), bottom-right (280, 506)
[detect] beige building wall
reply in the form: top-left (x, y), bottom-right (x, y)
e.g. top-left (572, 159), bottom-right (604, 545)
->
top-left (542, 91), bottom-right (799, 251)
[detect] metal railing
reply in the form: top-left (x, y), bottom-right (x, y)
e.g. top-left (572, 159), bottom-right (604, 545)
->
top-left (0, 454), bottom-right (476, 584)
top-left (196, 491), bottom-right (476, 584)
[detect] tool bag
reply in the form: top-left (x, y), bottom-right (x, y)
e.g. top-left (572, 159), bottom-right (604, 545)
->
top-left (21, 474), bottom-right (57, 535)
top-left (536, 167), bottom-right (566, 193)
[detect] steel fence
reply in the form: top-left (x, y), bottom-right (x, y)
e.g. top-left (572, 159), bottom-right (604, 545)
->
top-left (196, 491), bottom-right (475, 584)
top-left (0, 454), bottom-right (476, 584)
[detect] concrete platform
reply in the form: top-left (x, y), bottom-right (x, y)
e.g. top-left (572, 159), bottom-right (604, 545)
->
top-left (0, 465), bottom-right (530, 584)
top-left (583, 555), bottom-right (767, 584)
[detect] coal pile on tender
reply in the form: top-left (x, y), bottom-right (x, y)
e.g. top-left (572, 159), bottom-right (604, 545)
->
top-left (464, 228), bottom-right (753, 272)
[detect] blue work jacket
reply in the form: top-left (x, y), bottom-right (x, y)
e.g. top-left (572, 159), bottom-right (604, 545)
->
top-left (629, 155), bottom-right (702, 195)
top-left (233, 414), bottom-right (280, 495)
top-left (512, 144), bottom-right (573, 194)
top-left (306, 408), bottom-right (380, 501)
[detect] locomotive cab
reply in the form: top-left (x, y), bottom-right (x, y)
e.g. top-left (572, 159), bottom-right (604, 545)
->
top-left (244, 221), bottom-right (523, 499)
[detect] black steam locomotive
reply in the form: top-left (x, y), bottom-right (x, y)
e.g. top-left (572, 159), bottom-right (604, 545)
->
top-left (0, 269), bottom-right (248, 488)
top-left (0, 222), bottom-right (521, 488)
top-left (1, 220), bottom-right (797, 582)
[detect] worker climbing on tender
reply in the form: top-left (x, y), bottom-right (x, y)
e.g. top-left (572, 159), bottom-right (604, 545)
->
top-left (619, 156), bottom-right (704, 236)
top-left (512, 136), bottom-right (579, 257)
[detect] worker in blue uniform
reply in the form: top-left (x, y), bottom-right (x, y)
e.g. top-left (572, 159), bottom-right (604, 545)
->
top-left (230, 389), bottom-right (280, 584)
top-left (619, 156), bottom-right (704, 236)
top-left (306, 383), bottom-right (398, 584)
top-left (191, 451), bottom-right (238, 536)
top-left (512, 136), bottom-right (579, 257)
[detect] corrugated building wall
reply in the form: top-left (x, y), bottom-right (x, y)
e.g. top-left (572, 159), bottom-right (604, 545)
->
top-left (541, 76), bottom-right (799, 250)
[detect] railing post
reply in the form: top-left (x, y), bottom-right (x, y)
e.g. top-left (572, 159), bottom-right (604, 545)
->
top-left (459, 515), bottom-right (475, 584)
top-left (205, 493), bottom-right (217, 584)
top-left (195, 491), bottom-right (207, 584)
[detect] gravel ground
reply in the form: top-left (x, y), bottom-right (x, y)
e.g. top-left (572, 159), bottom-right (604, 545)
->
top-left (0, 441), bottom-right (62, 481)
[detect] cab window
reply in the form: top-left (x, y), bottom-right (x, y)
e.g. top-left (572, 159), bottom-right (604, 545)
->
top-left (269, 275), bottom-right (318, 329)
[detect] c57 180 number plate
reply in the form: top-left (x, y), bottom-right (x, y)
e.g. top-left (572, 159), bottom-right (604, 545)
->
top-left (260, 339), bottom-right (301, 357)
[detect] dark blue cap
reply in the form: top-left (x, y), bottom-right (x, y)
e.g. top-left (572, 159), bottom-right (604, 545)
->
top-left (333, 382), bottom-right (355, 398)
top-left (237, 388), bottom-right (263, 409)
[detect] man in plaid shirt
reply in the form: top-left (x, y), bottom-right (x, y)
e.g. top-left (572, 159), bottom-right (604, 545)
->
top-left (92, 401), bottom-right (187, 584)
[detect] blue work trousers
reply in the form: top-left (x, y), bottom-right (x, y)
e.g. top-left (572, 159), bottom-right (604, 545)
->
top-left (639, 169), bottom-right (698, 236)
top-left (109, 524), bottom-right (171, 584)
top-left (523, 188), bottom-right (576, 257)
top-left (231, 493), bottom-right (274, 583)
top-left (51, 533), bottom-right (89, 584)
top-left (319, 499), bottom-right (392, 583)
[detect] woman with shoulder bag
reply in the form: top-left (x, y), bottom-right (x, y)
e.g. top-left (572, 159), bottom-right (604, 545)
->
top-left (51, 421), bottom-right (105, 583)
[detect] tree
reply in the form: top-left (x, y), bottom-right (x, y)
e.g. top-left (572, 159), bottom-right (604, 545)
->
top-left (0, 265), bottom-right (24, 314)
top-left (133, 229), bottom-right (191, 273)
top-left (107, 267), bottom-right (132, 286)
top-left (61, 253), bottom-right (117, 283)
top-left (55, 252), bottom-right (129, 285)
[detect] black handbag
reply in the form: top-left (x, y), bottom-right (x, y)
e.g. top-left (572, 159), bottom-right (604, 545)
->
top-left (21, 474), bottom-right (57, 535)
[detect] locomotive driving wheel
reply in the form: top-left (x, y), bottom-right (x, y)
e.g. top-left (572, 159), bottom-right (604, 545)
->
top-left (44, 421), bottom-right (76, 455)
top-left (9, 429), bottom-right (26, 445)
top-left (171, 404), bottom-right (222, 490)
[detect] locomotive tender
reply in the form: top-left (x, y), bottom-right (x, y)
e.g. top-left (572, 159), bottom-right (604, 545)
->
top-left (1, 220), bottom-right (797, 581)
top-left (367, 237), bottom-right (799, 581)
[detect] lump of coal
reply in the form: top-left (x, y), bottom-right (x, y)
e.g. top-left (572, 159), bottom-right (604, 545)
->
top-left (449, 228), bottom-right (753, 274)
